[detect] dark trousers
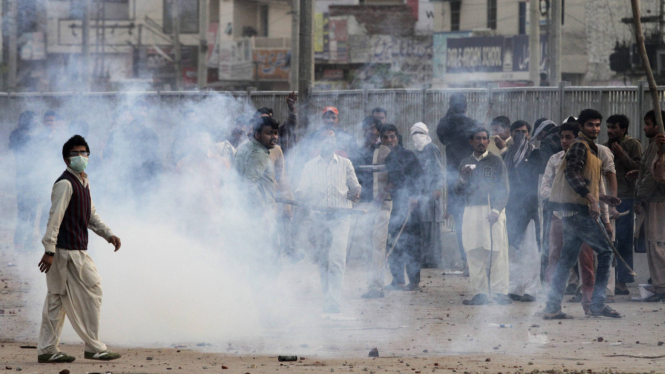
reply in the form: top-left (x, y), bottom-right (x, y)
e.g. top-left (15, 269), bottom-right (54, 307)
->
top-left (447, 180), bottom-right (466, 263)
top-left (545, 212), bottom-right (613, 314)
top-left (506, 200), bottom-right (541, 250)
top-left (615, 199), bottom-right (635, 284)
top-left (388, 205), bottom-right (421, 285)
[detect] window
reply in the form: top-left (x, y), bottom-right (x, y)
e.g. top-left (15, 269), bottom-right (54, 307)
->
top-left (487, 0), bottom-right (497, 30)
top-left (260, 4), bottom-right (269, 37)
top-left (163, 0), bottom-right (199, 35)
top-left (71, 0), bottom-right (130, 21)
top-left (518, 2), bottom-right (526, 34)
top-left (450, 1), bottom-right (461, 31)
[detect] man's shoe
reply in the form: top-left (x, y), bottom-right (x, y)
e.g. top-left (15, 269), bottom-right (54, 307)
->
top-left (564, 284), bottom-right (577, 295)
top-left (494, 294), bottom-right (513, 305)
top-left (508, 293), bottom-right (522, 301)
top-left (84, 351), bottom-right (121, 361)
top-left (588, 305), bottom-right (622, 318)
top-left (614, 288), bottom-right (630, 295)
top-left (361, 289), bottom-right (385, 299)
top-left (404, 283), bottom-right (421, 291)
top-left (643, 293), bottom-right (665, 302)
top-left (38, 352), bottom-right (76, 363)
top-left (521, 294), bottom-right (537, 302)
top-left (462, 294), bottom-right (488, 305)
top-left (384, 282), bottom-right (405, 291)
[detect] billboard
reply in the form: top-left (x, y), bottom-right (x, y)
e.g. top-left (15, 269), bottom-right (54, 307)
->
top-left (253, 49), bottom-right (290, 81)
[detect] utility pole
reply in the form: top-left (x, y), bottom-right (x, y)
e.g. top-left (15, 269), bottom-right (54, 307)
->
top-left (549, 0), bottom-right (561, 85)
top-left (197, 0), bottom-right (209, 90)
top-left (529, 0), bottom-right (540, 86)
top-left (82, 0), bottom-right (91, 90)
top-left (8, 0), bottom-right (18, 90)
top-left (172, 0), bottom-right (183, 90)
top-left (297, 0), bottom-right (313, 130)
top-left (290, 0), bottom-right (299, 91)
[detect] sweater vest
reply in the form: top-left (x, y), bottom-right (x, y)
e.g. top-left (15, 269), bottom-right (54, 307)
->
top-left (550, 140), bottom-right (601, 211)
top-left (55, 171), bottom-right (91, 250)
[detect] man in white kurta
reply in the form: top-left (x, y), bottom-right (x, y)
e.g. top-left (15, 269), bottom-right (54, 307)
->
top-left (295, 129), bottom-right (361, 315)
top-left (37, 136), bottom-right (122, 363)
top-left (455, 129), bottom-right (511, 305)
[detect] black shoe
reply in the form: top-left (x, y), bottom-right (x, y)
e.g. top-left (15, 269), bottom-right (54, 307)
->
top-left (494, 294), bottom-right (513, 305)
top-left (508, 293), bottom-right (522, 301)
top-left (385, 282), bottom-right (405, 291)
top-left (521, 294), bottom-right (537, 302)
top-left (614, 288), bottom-right (630, 295)
top-left (361, 289), bottom-right (385, 299)
top-left (462, 294), bottom-right (488, 305)
top-left (643, 293), bottom-right (665, 302)
top-left (404, 283), bottom-right (421, 291)
top-left (564, 284), bottom-right (577, 295)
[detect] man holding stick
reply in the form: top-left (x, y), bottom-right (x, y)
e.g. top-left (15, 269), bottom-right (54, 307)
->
top-left (633, 110), bottom-right (665, 302)
top-left (295, 129), bottom-right (361, 315)
top-left (456, 128), bottom-right (511, 305)
top-left (544, 109), bottom-right (622, 319)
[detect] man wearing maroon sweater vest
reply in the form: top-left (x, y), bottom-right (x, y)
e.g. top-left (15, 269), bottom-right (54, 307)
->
top-left (36, 135), bottom-right (122, 363)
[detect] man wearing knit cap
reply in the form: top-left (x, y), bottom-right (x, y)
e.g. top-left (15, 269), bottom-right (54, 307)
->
top-left (321, 106), bottom-right (357, 156)
top-left (437, 93), bottom-right (477, 273)
top-left (37, 135), bottom-right (122, 363)
top-left (411, 123), bottom-right (445, 268)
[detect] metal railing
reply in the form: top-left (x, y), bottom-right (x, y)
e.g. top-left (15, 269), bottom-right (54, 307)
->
top-left (0, 82), bottom-right (660, 150)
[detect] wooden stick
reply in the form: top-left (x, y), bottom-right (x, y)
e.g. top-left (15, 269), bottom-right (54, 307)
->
top-left (630, 0), bottom-right (665, 136)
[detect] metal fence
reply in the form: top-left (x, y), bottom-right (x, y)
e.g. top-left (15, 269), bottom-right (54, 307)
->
top-left (0, 82), bottom-right (661, 152)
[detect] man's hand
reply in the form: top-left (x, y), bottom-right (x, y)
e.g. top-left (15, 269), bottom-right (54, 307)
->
top-left (287, 91), bottom-right (297, 113)
top-left (610, 142), bottom-right (626, 159)
top-left (108, 236), bottom-right (122, 252)
top-left (586, 194), bottom-right (600, 220)
top-left (656, 133), bottom-right (665, 145)
top-left (599, 194), bottom-right (621, 207)
top-left (460, 165), bottom-right (475, 180)
top-left (626, 170), bottom-right (639, 181)
top-left (494, 136), bottom-right (506, 150)
top-left (347, 187), bottom-right (361, 202)
top-left (609, 207), bottom-right (621, 220)
top-left (634, 202), bottom-right (643, 215)
top-left (603, 221), bottom-right (613, 238)
top-left (409, 198), bottom-right (419, 210)
top-left (488, 211), bottom-right (499, 225)
top-left (432, 190), bottom-right (442, 200)
top-left (38, 254), bottom-right (54, 273)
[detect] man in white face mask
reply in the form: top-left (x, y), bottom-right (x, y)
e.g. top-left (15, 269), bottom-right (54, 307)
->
top-left (36, 135), bottom-right (122, 363)
top-left (411, 123), bottom-right (445, 268)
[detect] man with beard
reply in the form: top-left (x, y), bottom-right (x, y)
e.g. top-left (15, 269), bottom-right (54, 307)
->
top-left (545, 109), bottom-right (622, 319)
top-left (295, 129), bottom-right (361, 315)
top-left (436, 93), bottom-right (477, 272)
top-left (411, 122), bottom-right (445, 269)
top-left (633, 110), bottom-right (665, 302)
top-left (604, 114), bottom-right (642, 295)
top-left (383, 125), bottom-right (425, 291)
top-left (488, 116), bottom-right (512, 156)
top-left (456, 128), bottom-right (511, 305)
top-left (503, 120), bottom-right (542, 302)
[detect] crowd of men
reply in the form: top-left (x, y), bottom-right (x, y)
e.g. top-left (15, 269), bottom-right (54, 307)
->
top-left (7, 92), bottom-right (665, 362)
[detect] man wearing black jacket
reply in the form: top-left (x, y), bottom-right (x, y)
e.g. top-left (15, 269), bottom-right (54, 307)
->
top-left (436, 93), bottom-right (477, 270)
top-left (383, 125), bottom-right (425, 291)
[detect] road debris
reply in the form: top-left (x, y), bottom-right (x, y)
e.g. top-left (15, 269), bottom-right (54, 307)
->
top-left (368, 348), bottom-right (379, 358)
top-left (278, 356), bottom-right (298, 362)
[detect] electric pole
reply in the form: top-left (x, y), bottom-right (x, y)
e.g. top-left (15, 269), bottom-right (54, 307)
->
top-left (172, 0), bottom-right (183, 90)
top-left (197, 0), bottom-right (209, 90)
top-left (82, 0), bottom-right (91, 90)
top-left (297, 0), bottom-right (313, 129)
top-left (529, 0), bottom-right (540, 86)
top-left (8, 0), bottom-right (18, 90)
top-left (290, 0), bottom-right (299, 91)
top-left (549, 0), bottom-right (561, 85)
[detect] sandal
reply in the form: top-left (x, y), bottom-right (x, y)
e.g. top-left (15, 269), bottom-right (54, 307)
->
top-left (589, 305), bottom-right (622, 318)
top-left (542, 311), bottom-right (574, 320)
